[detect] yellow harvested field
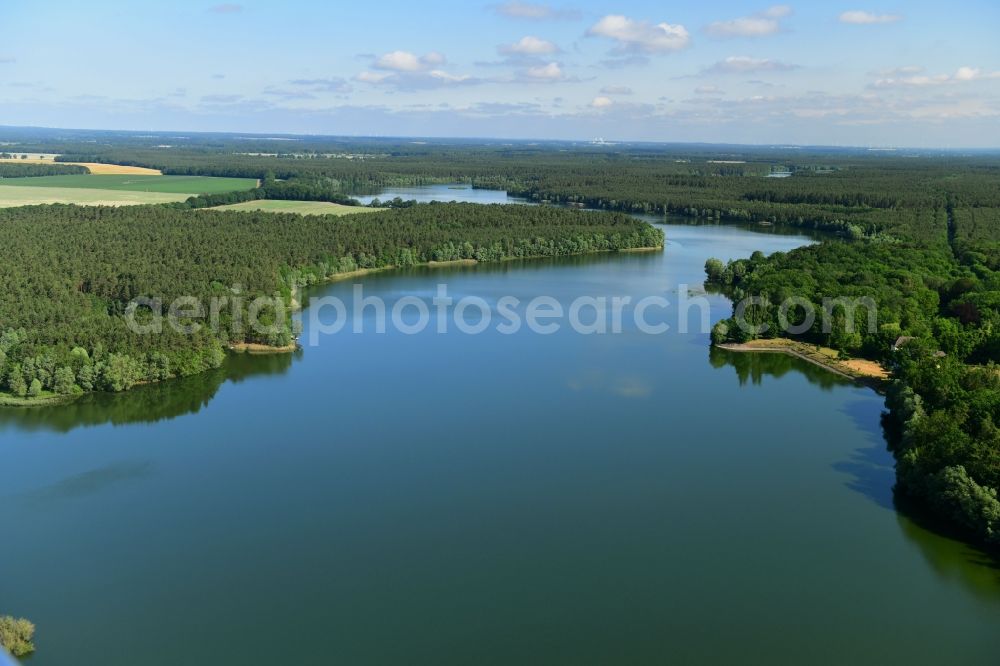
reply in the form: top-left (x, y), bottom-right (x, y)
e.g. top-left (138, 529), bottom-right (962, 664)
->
top-left (70, 162), bottom-right (162, 175)
top-left (0, 154), bottom-right (162, 175)
top-left (0, 185), bottom-right (191, 207)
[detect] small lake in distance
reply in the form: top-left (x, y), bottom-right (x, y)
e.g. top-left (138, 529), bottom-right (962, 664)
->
top-left (351, 183), bottom-right (525, 206)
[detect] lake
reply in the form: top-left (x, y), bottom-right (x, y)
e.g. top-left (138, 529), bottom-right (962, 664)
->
top-left (1, 207), bottom-right (999, 664)
top-left (351, 183), bottom-right (525, 206)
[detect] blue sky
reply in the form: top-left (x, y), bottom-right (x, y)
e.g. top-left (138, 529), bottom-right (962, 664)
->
top-left (2, 0), bottom-right (999, 146)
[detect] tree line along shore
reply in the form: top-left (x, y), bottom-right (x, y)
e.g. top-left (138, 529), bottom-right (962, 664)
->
top-left (0, 202), bottom-right (663, 403)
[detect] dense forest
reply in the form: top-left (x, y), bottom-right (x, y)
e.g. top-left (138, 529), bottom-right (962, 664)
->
top-left (0, 162), bottom-right (89, 178)
top-left (179, 171), bottom-right (361, 208)
top-left (0, 203), bottom-right (662, 399)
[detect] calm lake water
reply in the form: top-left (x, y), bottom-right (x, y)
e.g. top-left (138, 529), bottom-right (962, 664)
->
top-left (2, 208), bottom-right (999, 664)
top-left (351, 183), bottom-right (526, 205)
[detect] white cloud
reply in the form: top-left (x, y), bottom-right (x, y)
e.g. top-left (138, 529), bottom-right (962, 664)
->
top-left (705, 5), bottom-right (792, 38)
top-left (492, 1), bottom-right (580, 20)
top-left (499, 36), bottom-right (559, 56)
top-left (525, 62), bottom-right (564, 80)
top-left (872, 66), bottom-right (1000, 88)
top-left (358, 51), bottom-right (478, 89)
top-left (587, 15), bottom-right (691, 53)
top-left (600, 85), bottom-right (633, 95)
top-left (762, 6), bottom-right (793, 17)
top-left (209, 4), bottom-right (242, 13)
top-left (422, 52), bottom-right (446, 66)
top-left (591, 96), bottom-right (614, 108)
top-left (428, 70), bottom-right (472, 83)
top-left (955, 66), bottom-right (983, 81)
top-left (705, 55), bottom-right (798, 74)
top-left (839, 10), bottom-right (902, 25)
top-left (355, 71), bottom-right (392, 84)
top-left (374, 51), bottom-right (445, 72)
top-left (695, 85), bottom-right (724, 95)
top-left (374, 51), bottom-right (422, 72)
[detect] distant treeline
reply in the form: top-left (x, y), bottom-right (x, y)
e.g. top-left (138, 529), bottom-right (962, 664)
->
top-left (0, 163), bottom-right (89, 178)
top-left (180, 172), bottom-right (361, 208)
top-left (52, 142), bottom-right (999, 241)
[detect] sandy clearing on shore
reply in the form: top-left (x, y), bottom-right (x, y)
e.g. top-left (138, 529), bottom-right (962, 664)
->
top-left (840, 358), bottom-right (890, 380)
top-left (718, 338), bottom-right (890, 381)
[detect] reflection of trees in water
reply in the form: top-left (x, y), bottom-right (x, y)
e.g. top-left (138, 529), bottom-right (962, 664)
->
top-left (708, 345), bottom-right (850, 391)
top-left (426, 250), bottom-right (665, 276)
top-left (895, 504), bottom-right (1000, 602)
top-left (0, 350), bottom-right (297, 434)
top-left (711, 344), bottom-right (1000, 598)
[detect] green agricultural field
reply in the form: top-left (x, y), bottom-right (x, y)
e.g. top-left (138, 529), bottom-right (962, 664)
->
top-left (0, 185), bottom-right (192, 207)
top-left (0, 174), bottom-right (257, 194)
top-left (210, 199), bottom-right (381, 216)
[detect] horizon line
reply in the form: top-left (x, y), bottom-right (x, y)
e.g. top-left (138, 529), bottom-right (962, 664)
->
top-left (2, 124), bottom-right (999, 154)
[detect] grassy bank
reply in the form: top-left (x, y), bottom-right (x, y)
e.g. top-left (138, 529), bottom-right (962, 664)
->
top-left (228, 342), bottom-right (299, 354)
top-left (0, 390), bottom-right (80, 408)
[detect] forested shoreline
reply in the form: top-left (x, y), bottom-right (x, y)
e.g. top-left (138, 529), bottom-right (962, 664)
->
top-left (703, 185), bottom-right (1000, 548)
top-left (0, 203), bottom-right (662, 401)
